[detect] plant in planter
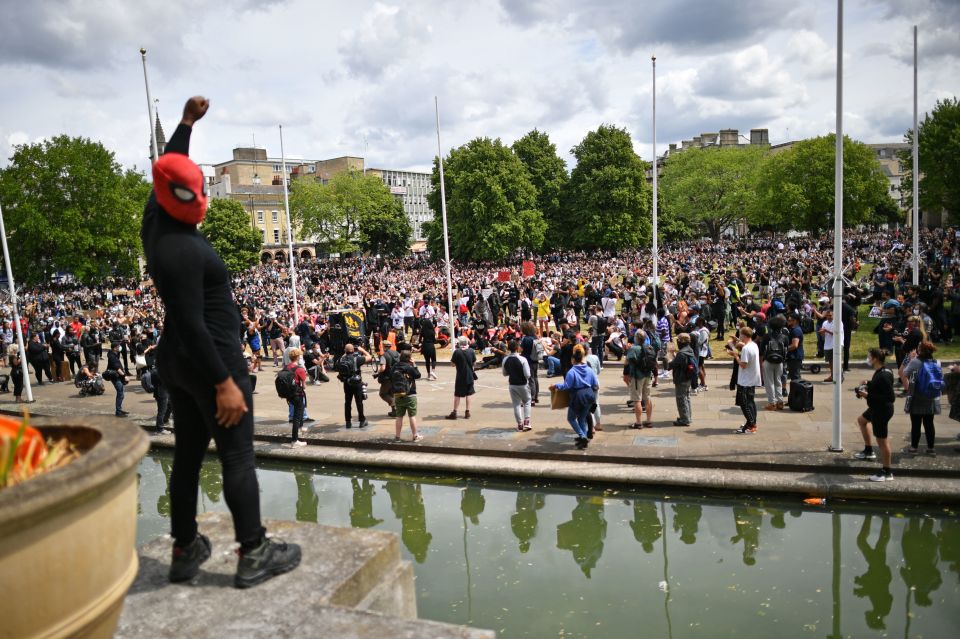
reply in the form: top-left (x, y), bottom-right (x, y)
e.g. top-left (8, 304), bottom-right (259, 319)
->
top-left (0, 411), bottom-right (79, 487)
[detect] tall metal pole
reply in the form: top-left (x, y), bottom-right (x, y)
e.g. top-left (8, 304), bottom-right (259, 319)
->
top-left (139, 48), bottom-right (159, 164)
top-left (912, 25), bottom-right (919, 286)
top-left (651, 55), bottom-right (659, 311)
top-left (434, 97), bottom-right (456, 337)
top-left (279, 125), bottom-right (299, 323)
top-left (830, 0), bottom-right (844, 452)
top-left (0, 203), bottom-right (34, 402)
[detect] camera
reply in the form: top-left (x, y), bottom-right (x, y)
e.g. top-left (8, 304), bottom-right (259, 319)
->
top-left (361, 382), bottom-right (368, 401)
top-left (854, 384), bottom-right (867, 397)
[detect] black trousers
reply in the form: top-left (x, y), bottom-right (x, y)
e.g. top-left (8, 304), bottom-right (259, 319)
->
top-left (786, 359), bottom-right (802, 381)
top-left (290, 393), bottom-right (305, 440)
top-left (154, 382), bottom-right (173, 430)
top-left (842, 330), bottom-right (852, 371)
top-left (738, 385), bottom-right (757, 426)
top-left (30, 358), bottom-right (53, 384)
top-left (909, 413), bottom-right (935, 449)
top-left (163, 361), bottom-right (264, 548)
top-left (422, 343), bottom-right (437, 374)
top-left (344, 382), bottom-right (365, 422)
top-left (67, 352), bottom-right (82, 375)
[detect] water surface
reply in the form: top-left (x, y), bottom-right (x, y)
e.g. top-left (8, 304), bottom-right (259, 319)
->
top-left (137, 452), bottom-right (960, 638)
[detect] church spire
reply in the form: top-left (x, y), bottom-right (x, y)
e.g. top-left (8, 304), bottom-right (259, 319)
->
top-left (154, 105), bottom-right (166, 156)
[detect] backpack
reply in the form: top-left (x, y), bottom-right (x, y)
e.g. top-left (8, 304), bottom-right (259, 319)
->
top-left (337, 353), bottom-right (361, 383)
top-left (913, 360), bottom-right (944, 399)
top-left (770, 299), bottom-right (786, 316)
top-left (765, 329), bottom-right (787, 364)
top-left (533, 338), bottom-right (545, 362)
top-left (674, 350), bottom-right (699, 385)
top-left (627, 343), bottom-right (657, 377)
top-left (141, 368), bottom-right (155, 394)
top-left (275, 367), bottom-right (297, 399)
top-left (390, 364), bottom-right (411, 396)
top-left (379, 349), bottom-right (399, 382)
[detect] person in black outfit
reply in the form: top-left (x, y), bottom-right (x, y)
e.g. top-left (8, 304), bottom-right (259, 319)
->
top-left (418, 316), bottom-right (437, 380)
top-left (338, 343), bottom-right (372, 428)
top-left (106, 342), bottom-right (127, 416)
top-left (50, 333), bottom-right (66, 381)
top-left (854, 347), bottom-right (896, 481)
top-left (27, 333), bottom-right (54, 385)
top-left (63, 326), bottom-right (82, 376)
top-left (141, 96), bottom-right (300, 588)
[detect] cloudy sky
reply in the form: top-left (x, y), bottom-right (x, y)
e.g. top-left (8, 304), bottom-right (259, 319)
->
top-left (1, 0), bottom-right (957, 176)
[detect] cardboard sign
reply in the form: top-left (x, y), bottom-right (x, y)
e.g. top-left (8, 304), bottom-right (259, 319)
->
top-left (497, 270), bottom-right (511, 282)
top-left (522, 260), bottom-right (535, 278)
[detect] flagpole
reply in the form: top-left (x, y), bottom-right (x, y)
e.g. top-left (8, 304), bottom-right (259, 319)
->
top-left (651, 54), bottom-right (659, 311)
top-left (435, 97), bottom-right (456, 337)
top-left (0, 202), bottom-right (34, 403)
top-left (279, 124), bottom-right (299, 323)
top-left (139, 48), bottom-right (159, 164)
top-left (912, 25), bottom-right (919, 286)
top-left (830, 0), bottom-right (844, 453)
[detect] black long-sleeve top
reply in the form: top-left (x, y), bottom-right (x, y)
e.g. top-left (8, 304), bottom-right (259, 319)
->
top-left (865, 367), bottom-right (895, 411)
top-left (140, 124), bottom-right (244, 386)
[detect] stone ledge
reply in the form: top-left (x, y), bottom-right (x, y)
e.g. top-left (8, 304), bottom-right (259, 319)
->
top-left (117, 513), bottom-right (493, 639)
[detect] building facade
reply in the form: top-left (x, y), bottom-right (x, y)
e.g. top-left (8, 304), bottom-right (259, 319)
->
top-left (366, 166), bottom-right (433, 243)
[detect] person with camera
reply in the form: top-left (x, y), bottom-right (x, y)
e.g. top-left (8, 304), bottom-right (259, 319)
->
top-left (27, 332), bottom-right (55, 385)
top-left (854, 348), bottom-right (896, 482)
top-left (104, 341), bottom-right (128, 417)
top-left (377, 339), bottom-right (400, 417)
top-left (338, 343), bottom-right (372, 429)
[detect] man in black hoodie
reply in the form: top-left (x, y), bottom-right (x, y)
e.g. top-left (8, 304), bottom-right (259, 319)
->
top-left (141, 96), bottom-right (300, 588)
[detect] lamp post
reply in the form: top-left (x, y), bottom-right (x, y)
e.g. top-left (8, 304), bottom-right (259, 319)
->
top-left (434, 97), bottom-right (457, 338)
top-left (651, 55), bottom-right (658, 310)
top-left (829, 0), bottom-right (844, 453)
top-left (0, 202), bottom-right (34, 402)
top-left (139, 48), bottom-right (159, 164)
top-left (912, 25), bottom-right (919, 286)
top-left (279, 125), bottom-right (299, 323)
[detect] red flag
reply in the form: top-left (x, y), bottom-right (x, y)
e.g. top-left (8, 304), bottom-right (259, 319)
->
top-left (497, 270), bottom-right (511, 282)
top-left (522, 260), bottom-right (535, 278)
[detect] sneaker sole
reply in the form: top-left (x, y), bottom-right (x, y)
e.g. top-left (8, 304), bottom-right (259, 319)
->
top-left (234, 547), bottom-right (302, 589)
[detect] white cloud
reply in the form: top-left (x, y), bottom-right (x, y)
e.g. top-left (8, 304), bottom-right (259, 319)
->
top-left (338, 3), bottom-right (432, 79)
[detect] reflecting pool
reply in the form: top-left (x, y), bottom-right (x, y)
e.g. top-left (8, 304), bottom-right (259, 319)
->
top-left (137, 452), bottom-right (960, 638)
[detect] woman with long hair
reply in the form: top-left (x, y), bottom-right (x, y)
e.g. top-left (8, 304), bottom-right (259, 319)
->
top-left (550, 344), bottom-right (599, 450)
top-left (902, 340), bottom-right (942, 456)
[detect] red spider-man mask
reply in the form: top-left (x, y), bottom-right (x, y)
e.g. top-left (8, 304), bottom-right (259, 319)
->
top-left (152, 152), bottom-right (207, 225)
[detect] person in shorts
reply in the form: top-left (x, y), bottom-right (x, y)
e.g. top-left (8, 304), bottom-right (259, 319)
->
top-left (392, 351), bottom-right (423, 442)
top-left (854, 348), bottom-right (896, 482)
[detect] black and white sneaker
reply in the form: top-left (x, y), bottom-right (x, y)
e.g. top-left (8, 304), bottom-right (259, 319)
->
top-left (854, 450), bottom-right (877, 461)
top-left (869, 470), bottom-right (894, 482)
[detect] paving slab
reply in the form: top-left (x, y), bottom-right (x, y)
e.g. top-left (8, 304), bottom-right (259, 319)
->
top-left (6, 361), bottom-right (960, 501)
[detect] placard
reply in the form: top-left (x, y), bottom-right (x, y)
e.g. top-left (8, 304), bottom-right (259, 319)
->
top-left (522, 260), bottom-right (535, 278)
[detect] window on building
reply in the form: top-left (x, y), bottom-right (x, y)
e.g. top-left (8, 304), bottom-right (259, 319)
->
top-left (261, 230), bottom-right (266, 242)
top-left (272, 210), bottom-right (279, 223)
top-left (273, 164), bottom-right (281, 172)
top-left (273, 229), bottom-right (280, 243)
top-left (256, 210), bottom-right (264, 223)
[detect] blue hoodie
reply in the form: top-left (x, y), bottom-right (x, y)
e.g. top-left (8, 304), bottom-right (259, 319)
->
top-left (556, 363), bottom-right (599, 412)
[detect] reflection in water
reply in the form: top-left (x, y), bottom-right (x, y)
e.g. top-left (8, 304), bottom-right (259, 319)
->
top-left (557, 496), bottom-right (607, 578)
top-left (630, 500), bottom-right (662, 553)
top-left (901, 518), bottom-right (942, 607)
top-left (350, 478), bottom-right (383, 528)
top-left (137, 453), bottom-right (960, 639)
top-left (511, 492), bottom-right (545, 554)
top-left (671, 503), bottom-right (701, 545)
top-left (854, 515), bottom-right (892, 630)
top-left (730, 506), bottom-right (763, 566)
top-left (461, 485), bottom-right (486, 525)
top-left (385, 481), bottom-right (432, 563)
top-left (294, 471), bottom-right (318, 523)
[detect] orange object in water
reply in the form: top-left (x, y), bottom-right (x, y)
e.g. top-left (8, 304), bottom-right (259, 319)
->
top-left (0, 414), bottom-right (47, 468)
top-left (803, 497), bottom-right (827, 506)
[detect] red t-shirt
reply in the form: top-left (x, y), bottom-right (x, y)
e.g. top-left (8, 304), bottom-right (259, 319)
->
top-left (286, 362), bottom-right (307, 388)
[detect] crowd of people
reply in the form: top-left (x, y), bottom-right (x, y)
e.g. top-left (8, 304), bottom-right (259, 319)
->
top-left (3, 225), bottom-right (959, 479)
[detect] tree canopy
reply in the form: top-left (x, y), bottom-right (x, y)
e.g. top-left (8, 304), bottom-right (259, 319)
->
top-left (659, 145), bottom-right (765, 242)
top-left (0, 135), bottom-right (149, 285)
top-left (199, 199), bottom-right (263, 273)
top-left (753, 134), bottom-right (893, 232)
top-left (512, 129), bottom-right (568, 247)
top-left (425, 137), bottom-right (546, 261)
top-left (290, 169), bottom-right (410, 257)
top-left (559, 125), bottom-right (652, 249)
top-left (900, 97), bottom-right (960, 222)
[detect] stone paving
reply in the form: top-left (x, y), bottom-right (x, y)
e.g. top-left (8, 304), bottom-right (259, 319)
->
top-left (5, 359), bottom-right (960, 481)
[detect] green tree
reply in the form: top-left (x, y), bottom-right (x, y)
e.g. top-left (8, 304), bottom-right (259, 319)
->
top-left (899, 97), bottom-right (960, 222)
top-left (512, 129), bottom-right (568, 246)
top-left (425, 137), bottom-right (545, 261)
top-left (199, 199), bottom-right (263, 273)
top-left (0, 135), bottom-right (148, 285)
top-left (659, 145), bottom-right (765, 242)
top-left (290, 169), bottom-right (410, 256)
top-left (753, 134), bottom-right (893, 232)
top-left (559, 124), bottom-right (652, 249)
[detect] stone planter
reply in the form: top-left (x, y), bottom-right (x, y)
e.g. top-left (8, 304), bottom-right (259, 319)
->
top-left (0, 417), bottom-right (149, 638)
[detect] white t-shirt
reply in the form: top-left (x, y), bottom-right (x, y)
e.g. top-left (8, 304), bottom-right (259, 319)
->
top-left (737, 341), bottom-right (762, 387)
top-left (821, 319), bottom-right (842, 351)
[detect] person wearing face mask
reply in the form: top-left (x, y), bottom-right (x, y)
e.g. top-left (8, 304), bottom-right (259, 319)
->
top-left (141, 96), bottom-right (300, 588)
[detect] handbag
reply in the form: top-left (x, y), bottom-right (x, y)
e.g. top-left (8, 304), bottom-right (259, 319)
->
top-left (134, 354), bottom-right (147, 368)
top-left (550, 387), bottom-right (570, 409)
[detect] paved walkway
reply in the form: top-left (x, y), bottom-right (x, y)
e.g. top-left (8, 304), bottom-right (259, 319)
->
top-left (6, 361), bottom-right (960, 486)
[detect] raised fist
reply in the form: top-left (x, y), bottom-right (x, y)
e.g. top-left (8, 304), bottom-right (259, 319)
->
top-left (181, 96), bottom-right (210, 126)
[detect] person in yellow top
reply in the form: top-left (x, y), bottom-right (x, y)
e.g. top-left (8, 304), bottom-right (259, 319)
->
top-left (535, 293), bottom-right (552, 336)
